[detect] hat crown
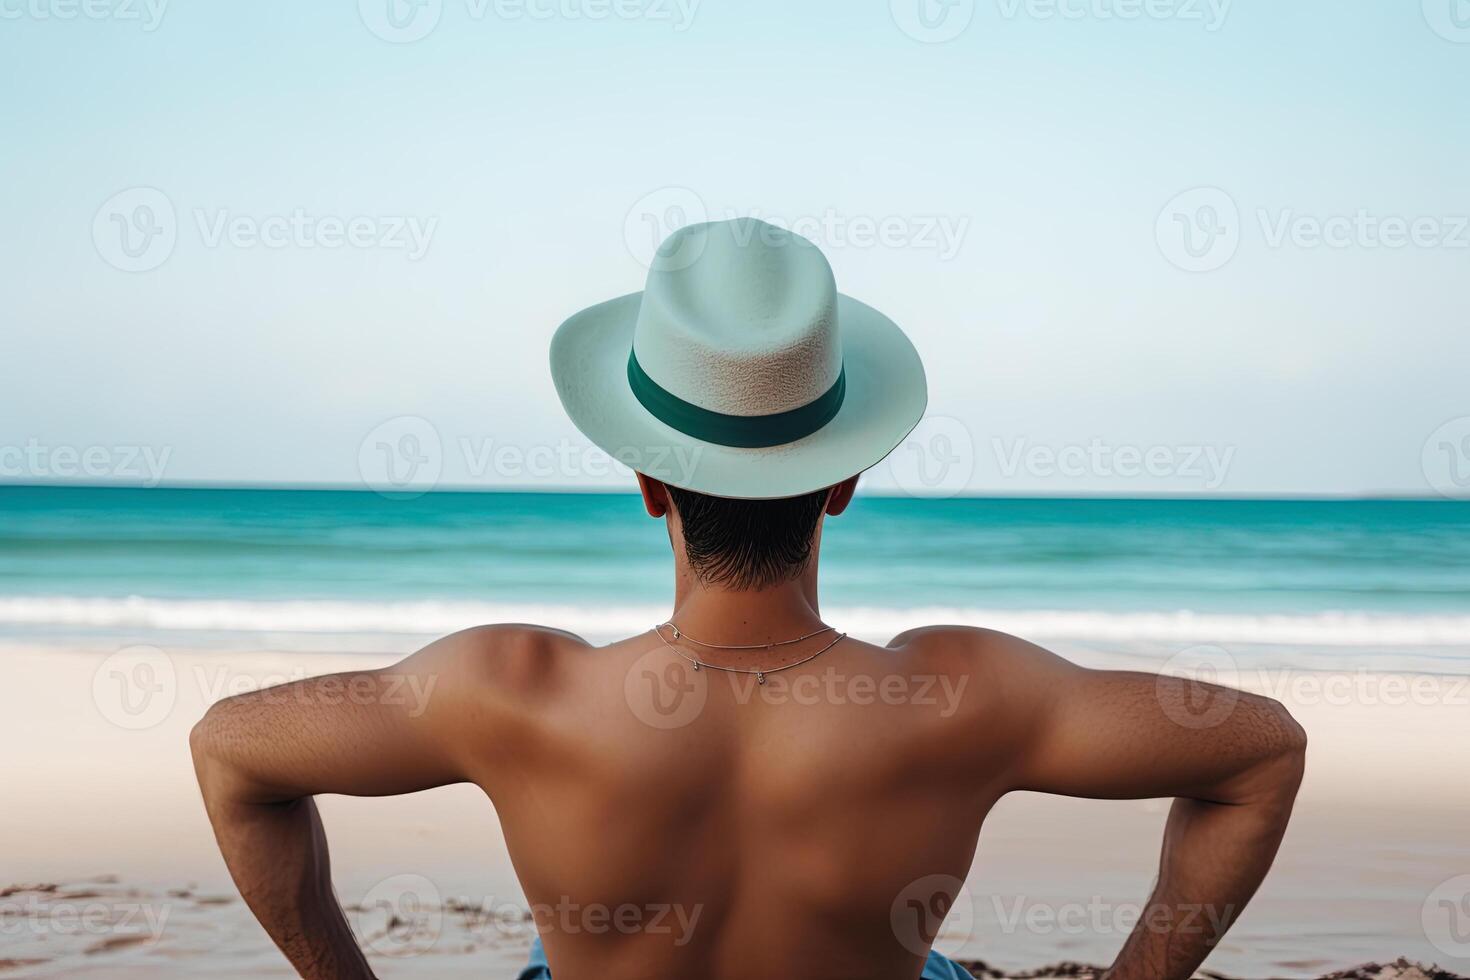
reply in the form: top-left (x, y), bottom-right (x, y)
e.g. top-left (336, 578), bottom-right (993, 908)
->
top-left (632, 219), bottom-right (842, 417)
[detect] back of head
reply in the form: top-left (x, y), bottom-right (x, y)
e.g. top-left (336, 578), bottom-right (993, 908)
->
top-left (665, 486), bottom-right (831, 591)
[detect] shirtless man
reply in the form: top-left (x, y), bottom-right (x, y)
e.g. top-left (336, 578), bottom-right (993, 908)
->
top-left (191, 219), bottom-right (1306, 980)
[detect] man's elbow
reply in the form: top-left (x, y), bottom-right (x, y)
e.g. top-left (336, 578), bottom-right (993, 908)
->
top-left (190, 708), bottom-right (223, 780)
top-left (189, 703), bottom-right (245, 801)
top-left (1254, 697), bottom-right (1308, 801)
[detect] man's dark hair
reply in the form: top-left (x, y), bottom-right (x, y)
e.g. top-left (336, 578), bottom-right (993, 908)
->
top-left (665, 485), bottom-right (831, 591)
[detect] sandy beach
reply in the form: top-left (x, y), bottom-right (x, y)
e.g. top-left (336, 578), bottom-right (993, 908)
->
top-left (3, 638), bottom-right (1466, 979)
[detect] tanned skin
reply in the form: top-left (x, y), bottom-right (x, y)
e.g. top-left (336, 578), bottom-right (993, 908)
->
top-left (192, 474), bottom-right (1306, 980)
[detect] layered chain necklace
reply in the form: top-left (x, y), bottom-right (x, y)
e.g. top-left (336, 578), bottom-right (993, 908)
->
top-left (653, 621), bottom-right (848, 686)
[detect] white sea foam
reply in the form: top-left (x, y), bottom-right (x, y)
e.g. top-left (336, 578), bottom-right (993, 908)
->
top-left (3, 595), bottom-right (1470, 649)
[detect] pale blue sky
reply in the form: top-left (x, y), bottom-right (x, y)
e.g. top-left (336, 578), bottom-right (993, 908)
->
top-left (2, 0), bottom-right (1467, 495)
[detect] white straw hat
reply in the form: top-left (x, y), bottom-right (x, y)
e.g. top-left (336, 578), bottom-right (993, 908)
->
top-left (550, 218), bottom-right (927, 499)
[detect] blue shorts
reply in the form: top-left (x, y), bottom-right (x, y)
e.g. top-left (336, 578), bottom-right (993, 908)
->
top-left (515, 937), bottom-right (975, 979)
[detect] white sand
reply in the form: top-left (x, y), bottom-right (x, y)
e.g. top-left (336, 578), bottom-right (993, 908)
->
top-left (1, 642), bottom-right (1466, 979)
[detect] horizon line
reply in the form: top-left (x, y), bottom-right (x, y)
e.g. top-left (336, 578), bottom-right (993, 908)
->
top-left (0, 481), bottom-right (1461, 503)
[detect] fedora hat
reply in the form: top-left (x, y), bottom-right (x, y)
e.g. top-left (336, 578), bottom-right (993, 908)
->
top-left (550, 218), bottom-right (927, 499)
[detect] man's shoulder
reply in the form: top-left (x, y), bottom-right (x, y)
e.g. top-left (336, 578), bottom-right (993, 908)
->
top-left (418, 623), bottom-right (593, 694)
top-left (885, 624), bottom-right (1036, 660)
top-left (883, 626), bottom-right (1064, 700)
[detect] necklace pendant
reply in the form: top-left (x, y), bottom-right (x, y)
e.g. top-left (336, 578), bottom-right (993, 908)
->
top-left (692, 660), bottom-right (701, 671)
top-left (670, 625), bottom-right (681, 639)
top-left (757, 671), bottom-right (766, 685)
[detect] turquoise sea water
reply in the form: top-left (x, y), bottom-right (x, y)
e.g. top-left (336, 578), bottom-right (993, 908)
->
top-left (3, 487), bottom-right (1468, 669)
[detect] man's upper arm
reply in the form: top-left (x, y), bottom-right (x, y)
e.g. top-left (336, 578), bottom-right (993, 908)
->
top-left (190, 626), bottom-right (532, 804)
top-left (941, 629), bottom-right (1306, 804)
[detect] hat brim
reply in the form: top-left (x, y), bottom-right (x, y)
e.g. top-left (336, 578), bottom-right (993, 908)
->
top-left (550, 292), bottom-right (928, 499)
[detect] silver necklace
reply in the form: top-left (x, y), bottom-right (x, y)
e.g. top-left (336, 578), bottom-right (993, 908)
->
top-left (653, 622), bottom-right (847, 686)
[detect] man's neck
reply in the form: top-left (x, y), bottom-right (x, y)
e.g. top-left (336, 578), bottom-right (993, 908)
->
top-left (667, 562), bottom-right (826, 644)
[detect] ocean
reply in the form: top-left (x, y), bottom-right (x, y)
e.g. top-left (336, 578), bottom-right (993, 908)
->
top-left (3, 487), bottom-right (1468, 673)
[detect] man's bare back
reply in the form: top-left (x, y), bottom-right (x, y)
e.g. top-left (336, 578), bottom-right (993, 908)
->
top-left (192, 615), bottom-right (1304, 980)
